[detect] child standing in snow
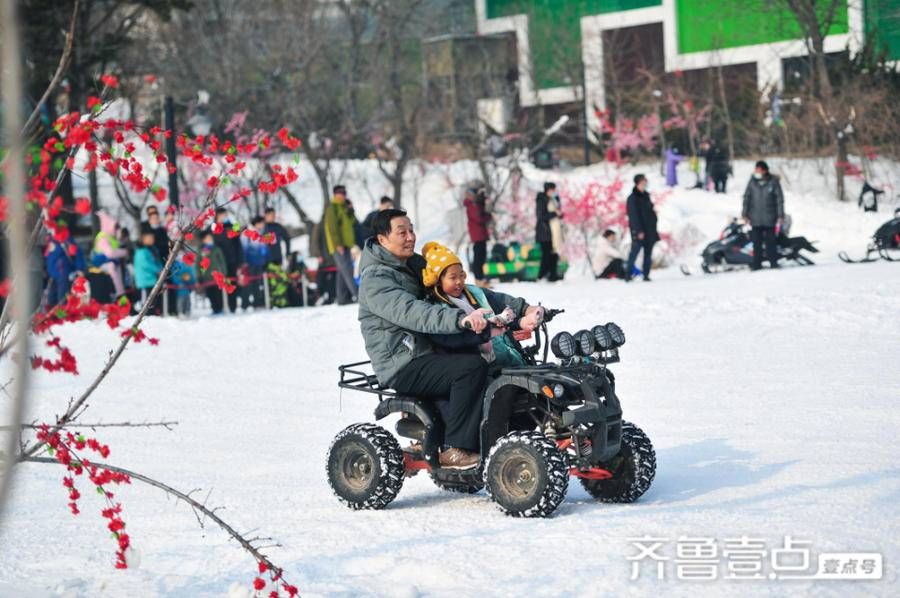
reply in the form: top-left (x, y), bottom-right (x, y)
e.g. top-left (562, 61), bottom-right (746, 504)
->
top-left (92, 211), bottom-right (129, 297)
top-left (134, 228), bottom-right (164, 314)
top-left (170, 257), bottom-right (196, 317)
top-left (420, 241), bottom-right (541, 369)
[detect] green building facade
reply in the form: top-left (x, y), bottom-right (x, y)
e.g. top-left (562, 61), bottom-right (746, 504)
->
top-left (476, 0), bottom-right (900, 117)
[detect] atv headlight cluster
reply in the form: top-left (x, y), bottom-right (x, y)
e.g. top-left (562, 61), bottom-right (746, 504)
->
top-left (553, 323), bottom-right (625, 359)
top-left (550, 331), bottom-right (576, 359)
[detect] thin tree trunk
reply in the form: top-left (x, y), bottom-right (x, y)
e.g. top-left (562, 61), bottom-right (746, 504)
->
top-left (0, 0), bottom-right (31, 525)
top-left (715, 62), bottom-right (736, 162)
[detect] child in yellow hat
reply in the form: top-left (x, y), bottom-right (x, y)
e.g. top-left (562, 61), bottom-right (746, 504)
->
top-left (421, 241), bottom-right (530, 367)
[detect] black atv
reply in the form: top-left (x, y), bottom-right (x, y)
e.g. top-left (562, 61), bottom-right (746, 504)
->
top-left (838, 208), bottom-right (900, 263)
top-left (326, 309), bottom-right (656, 518)
top-left (681, 217), bottom-right (818, 275)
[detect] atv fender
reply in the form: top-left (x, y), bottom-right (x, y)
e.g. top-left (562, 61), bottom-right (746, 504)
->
top-left (374, 398), bottom-right (442, 468)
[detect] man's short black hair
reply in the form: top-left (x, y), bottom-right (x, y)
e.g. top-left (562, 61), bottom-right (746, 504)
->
top-left (755, 160), bottom-right (769, 173)
top-left (544, 182), bottom-right (556, 192)
top-left (333, 184), bottom-right (346, 195)
top-left (373, 208), bottom-right (408, 240)
top-left (201, 228), bottom-right (214, 240)
top-left (251, 215), bottom-right (264, 226)
top-left (634, 174), bottom-right (647, 186)
top-left (603, 229), bottom-right (616, 238)
top-left (215, 207), bottom-right (228, 216)
top-left (379, 196), bottom-right (393, 206)
top-left (264, 207), bottom-right (275, 214)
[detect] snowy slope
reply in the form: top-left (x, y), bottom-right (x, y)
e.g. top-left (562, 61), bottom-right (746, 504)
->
top-left (1, 258), bottom-right (898, 597)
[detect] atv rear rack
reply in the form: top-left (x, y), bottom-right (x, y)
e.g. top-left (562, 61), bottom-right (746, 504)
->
top-left (339, 361), bottom-right (396, 400)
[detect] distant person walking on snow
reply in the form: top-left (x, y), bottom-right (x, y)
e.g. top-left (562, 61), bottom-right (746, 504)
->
top-left (626, 174), bottom-right (659, 282)
top-left (323, 184), bottom-right (358, 304)
top-left (463, 184), bottom-right (491, 288)
top-left (742, 160), bottom-right (784, 270)
top-left (535, 182), bottom-right (563, 281)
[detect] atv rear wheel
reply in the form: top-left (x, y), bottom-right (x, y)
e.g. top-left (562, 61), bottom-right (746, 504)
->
top-left (484, 431), bottom-right (568, 517)
top-left (580, 421), bottom-right (655, 503)
top-left (327, 423), bottom-right (404, 510)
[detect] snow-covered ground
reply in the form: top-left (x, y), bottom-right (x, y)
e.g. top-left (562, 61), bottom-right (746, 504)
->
top-left (2, 154), bottom-right (899, 596)
top-left (1, 256), bottom-right (898, 596)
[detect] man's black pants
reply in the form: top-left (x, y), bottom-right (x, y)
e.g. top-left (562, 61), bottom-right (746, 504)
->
top-left (537, 241), bottom-right (559, 281)
top-left (204, 286), bottom-right (224, 314)
top-left (225, 266), bottom-right (239, 312)
top-left (392, 353), bottom-right (487, 451)
top-left (750, 226), bottom-right (778, 269)
top-left (471, 240), bottom-right (487, 281)
top-left (627, 239), bottom-right (656, 279)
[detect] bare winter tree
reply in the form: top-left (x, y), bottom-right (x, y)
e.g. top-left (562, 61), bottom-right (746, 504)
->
top-left (780, 0), bottom-right (854, 200)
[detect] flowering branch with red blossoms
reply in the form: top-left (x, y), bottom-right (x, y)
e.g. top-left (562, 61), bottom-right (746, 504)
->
top-left (2, 71), bottom-right (305, 594)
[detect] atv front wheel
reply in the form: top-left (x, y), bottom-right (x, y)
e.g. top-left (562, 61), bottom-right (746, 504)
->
top-left (327, 423), bottom-right (404, 510)
top-left (484, 431), bottom-right (568, 517)
top-left (580, 421), bottom-right (655, 503)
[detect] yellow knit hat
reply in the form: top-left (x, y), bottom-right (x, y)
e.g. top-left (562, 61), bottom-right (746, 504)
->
top-left (421, 241), bottom-right (462, 288)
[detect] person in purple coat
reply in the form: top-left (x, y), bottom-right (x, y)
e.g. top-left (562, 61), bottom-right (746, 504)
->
top-left (665, 147), bottom-right (684, 187)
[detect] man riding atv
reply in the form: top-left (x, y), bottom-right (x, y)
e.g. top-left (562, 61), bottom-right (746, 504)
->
top-left (357, 209), bottom-right (543, 469)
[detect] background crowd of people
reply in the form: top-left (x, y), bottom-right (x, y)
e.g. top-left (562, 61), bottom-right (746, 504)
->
top-left (33, 185), bottom-right (398, 317)
top-left (30, 149), bottom-right (786, 317)
top-left (40, 203), bottom-right (296, 317)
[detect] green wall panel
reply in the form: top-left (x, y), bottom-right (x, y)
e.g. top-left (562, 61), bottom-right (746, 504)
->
top-left (676, 0), bottom-right (848, 54)
top-left (865, 0), bottom-right (900, 60)
top-left (485, 0), bottom-right (662, 89)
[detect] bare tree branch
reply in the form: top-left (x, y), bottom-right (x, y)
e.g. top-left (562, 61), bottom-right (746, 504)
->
top-left (20, 0), bottom-right (79, 137)
top-left (2, 420), bottom-right (178, 432)
top-left (21, 456), bottom-right (287, 576)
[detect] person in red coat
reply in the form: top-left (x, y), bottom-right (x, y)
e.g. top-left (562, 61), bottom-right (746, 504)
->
top-left (463, 185), bottom-right (491, 288)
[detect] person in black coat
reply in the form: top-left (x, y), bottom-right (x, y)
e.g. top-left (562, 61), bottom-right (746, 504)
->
top-left (535, 182), bottom-right (560, 281)
top-left (143, 206), bottom-right (170, 262)
top-left (263, 207), bottom-right (291, 266)
top-left (625, 174), bottom-right (659, 282)
top-left (704, 139), bottom-right (730, 193)
top-left (742, 160), bottom-right (784, 270)
top-left (212, 207), bottom-right (244, 312)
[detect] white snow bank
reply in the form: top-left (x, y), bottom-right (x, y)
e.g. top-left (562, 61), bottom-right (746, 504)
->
top-left (1, 258), bottom-right (898, 596)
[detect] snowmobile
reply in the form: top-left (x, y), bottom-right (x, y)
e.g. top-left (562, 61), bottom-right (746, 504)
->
top-left (838, 208), bottom-right (900, 263)
top-left (327, 309), bottom-right (656, 518)
top-left (681, 217), bottom-right (818, 275)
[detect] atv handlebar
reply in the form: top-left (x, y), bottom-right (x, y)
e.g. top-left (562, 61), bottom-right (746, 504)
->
top-left (462, 307), bottom-right (564, 332)
top-left (542, 308), bottom-right (564, 323)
